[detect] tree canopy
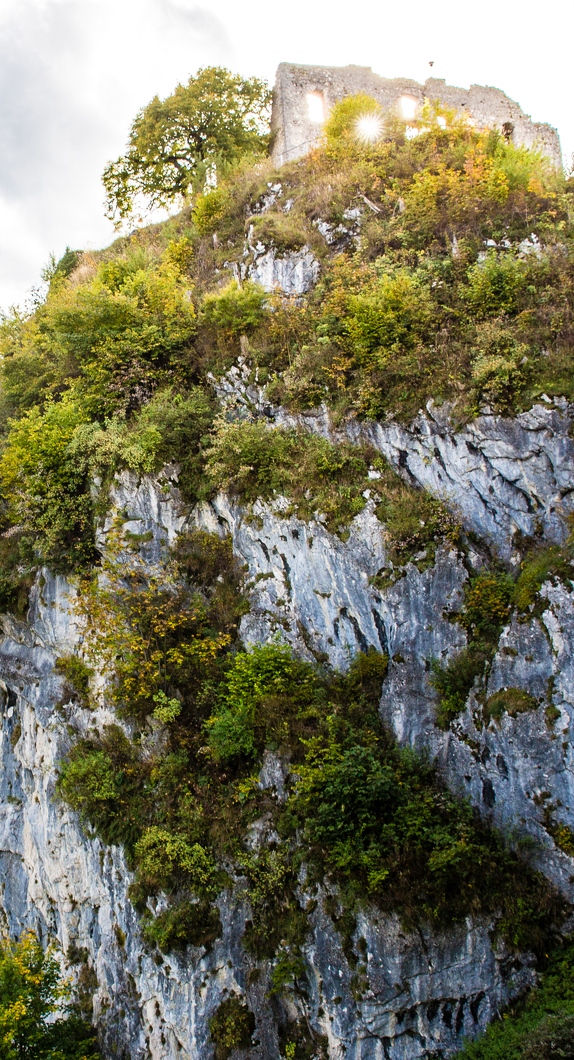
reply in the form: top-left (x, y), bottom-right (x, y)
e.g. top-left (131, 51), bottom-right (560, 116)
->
top-left (102, 67), bottom-right (271, 223)
top-left (0, 931), bottom-right (99, 1059)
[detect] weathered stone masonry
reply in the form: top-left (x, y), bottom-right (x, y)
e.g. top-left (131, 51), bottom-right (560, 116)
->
top-left (271, 61), bottom-right (562, 167)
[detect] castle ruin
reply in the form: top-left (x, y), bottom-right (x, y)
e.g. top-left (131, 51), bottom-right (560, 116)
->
top-left (270, 62), bottom-right (562, 168)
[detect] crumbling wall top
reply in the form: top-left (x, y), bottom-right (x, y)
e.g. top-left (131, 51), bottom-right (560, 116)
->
top-left (270, 62), bottom-right (562, 168)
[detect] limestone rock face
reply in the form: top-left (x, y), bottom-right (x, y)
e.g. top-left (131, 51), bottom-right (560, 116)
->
top-left (247, 244), bottom-right (320, 295)
top-left (225, 222), bottom-right (321, 297)
top-left (212, 360), bottom-right (574, 556)
top-left (379, 584), bottom-right (574, 897)
top-left (275, 398), bottom-right (574, 557)
top-left (1, 393), bottom-right (574, 1058)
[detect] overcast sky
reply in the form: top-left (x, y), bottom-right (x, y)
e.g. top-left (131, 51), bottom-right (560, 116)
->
top-left (1, 0), bottom-right (573, 310)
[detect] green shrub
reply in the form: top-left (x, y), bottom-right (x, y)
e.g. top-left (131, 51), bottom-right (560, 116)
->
top-left (54, 655), bottom-right (93, 709)
top-left (207, 642), bottom-right (315, 763)
top-left (461, 572), bottom-right (513, 639)
top-left (375, 484), bottom-right (460, 558)
top-left (199, 280), bottom-right (266, 337)
top-left (268, 949), bottom-right (307, 997)
top-left (299, 742), bottom-right (398, 850)
top-left (134, 828), bottom-right (216, 894)
top-left (172, 529), bottom-right (236, 587)
top-left (193, 188), bottom-right (230, 234)
top-left (469, 322), bottom-right (531, 411)
top-left (68, 415), bottom-right (162, 476)
top-left (430, 646), bottom-right (490, 728)
top-left (132, 386), bottom-right (216, 503)
top-left (239, 845), bottom-right (308, 960)
top-left (142, 900), bottom-right (222, 953)
top-left (209, 996), bottom-right (255, 1060)
top-left (513, 546), bottom-right (574, 612)
top-left (483, 687), bottom-right (539, 724)
top-left (344, 269), bottom-right (433, 371)
top-left (0, 535), bottom-right (36, 618)
top-left (466, 253), bottom-right (531, 318)
top-left (57, 749), bottom-right (117, 809)
top-left (51, 246), bottom-right (81, 281)
top-left (151, 691), bottom-right (182, 723)
top-left (0, 248), bottom-right (196, 424)
top-left (56, 725), bottom-right (143, 848)
top-left (204, 419), bottom-right (371, 529)
top-left (0, 395), bottom-right (96, 571)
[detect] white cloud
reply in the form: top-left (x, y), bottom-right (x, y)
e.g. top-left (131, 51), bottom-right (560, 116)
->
top-left (0, 0), bottom-right (234, 307)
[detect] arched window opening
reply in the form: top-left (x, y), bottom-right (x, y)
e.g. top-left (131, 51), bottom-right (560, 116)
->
top-left (306, 93), bottom-right (325, 123)
top-left (400, 95), bottom-right (418, 120)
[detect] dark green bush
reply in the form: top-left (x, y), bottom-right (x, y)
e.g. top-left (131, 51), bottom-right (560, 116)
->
top-left (209, 996), bottom-right (255, 1060)
top-left (0, 535), bottom-right (36, 618)
top-left (56, 725), bottom-right (143, 849)
top-left (207, 642), bottom-right (318, 763)
top-left (292, 703), bottom-right (563, 943)
top-left (461, 572), bottom-right (513, 639)
top-left (483, 688), bottom-right (539, 724)
top-left (240, 845), bottom-right (308, 960)
top-left (142, 900), bottom-right (222, 953)
top-left (430, 646), bottom-right (490, 728)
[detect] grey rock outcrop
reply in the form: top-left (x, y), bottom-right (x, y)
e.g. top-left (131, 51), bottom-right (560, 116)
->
top-left (247, 244), bottom-right (320, 295)
top-left (379, 581), bottom-right (574, 897)
top-left (211, 360), bottom-right (574, 557)
top-left (227, 233), bottom-right (321, 296)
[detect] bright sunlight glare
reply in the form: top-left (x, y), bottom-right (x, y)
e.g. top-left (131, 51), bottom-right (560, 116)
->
top-left (354, 111), bottom-right (384, 143)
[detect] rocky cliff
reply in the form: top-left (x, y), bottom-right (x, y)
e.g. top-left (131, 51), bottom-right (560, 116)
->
top-left (1, 90), bottom-right (574, 1060)
top-left (1, 388), bottom-right (573, 1059)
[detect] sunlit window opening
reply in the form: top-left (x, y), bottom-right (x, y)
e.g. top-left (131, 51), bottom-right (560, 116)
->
top-left (306, 93), bottom-right (325, 123)
top-left (354, 111), bottom-right (384, 143)
top-left (400, 95), bottom-right (418, 119)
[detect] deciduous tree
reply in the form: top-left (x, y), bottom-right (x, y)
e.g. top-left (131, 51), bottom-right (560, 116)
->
top-left (0, 931), bottom-right (98, 1059)
top-left (102, 67), bottom-right (271, 223)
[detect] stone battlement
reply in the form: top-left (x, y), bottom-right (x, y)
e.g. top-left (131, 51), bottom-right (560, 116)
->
top-left (270, 62), bottom-right (562, 168)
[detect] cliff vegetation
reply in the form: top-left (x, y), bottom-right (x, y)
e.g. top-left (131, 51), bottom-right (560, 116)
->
top-left (1, 80), bottom-right (574, 1058)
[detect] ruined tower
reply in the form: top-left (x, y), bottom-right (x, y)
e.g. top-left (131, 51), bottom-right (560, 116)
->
top-left (270, 62), bottom-right (562, 168)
